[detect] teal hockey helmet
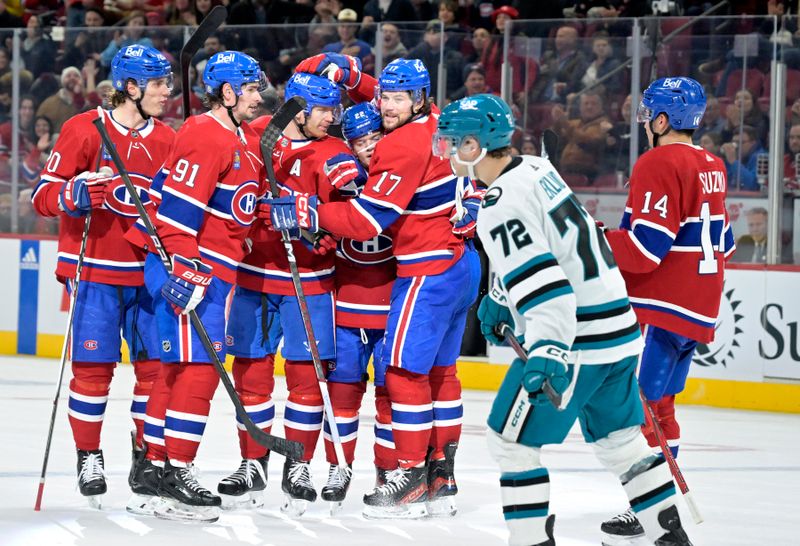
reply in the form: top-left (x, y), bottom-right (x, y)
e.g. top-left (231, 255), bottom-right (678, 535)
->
top-left (433, 94), bottom-right (515, 158)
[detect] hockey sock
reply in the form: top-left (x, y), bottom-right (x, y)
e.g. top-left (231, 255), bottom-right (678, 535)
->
top-left (386, 367), bottom-right (432, 468)
top-left (428, 364), bottom-right (463, 461)
top-left (232, 355), bottom-right (276, 459)
top-left (284, 360), bottom-right (324, 461)
top-left (373, 385), bottom-right (397, 470)
top-left (131, 359), bottom-right (160, 450)
top-left (164, 363), bottom-right (220, 463)
top-left (143, 363), bottom-right (175, 463)
top-left (68, 361), bottom-right (115, 451)
top-left (621, 455), bottom-right (678, 541)
top-left (324, 380), bottom-right (366, 465)
top-left (643, 395), bottom-right (680, 458)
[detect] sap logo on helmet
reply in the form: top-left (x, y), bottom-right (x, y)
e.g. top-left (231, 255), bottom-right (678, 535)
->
top-left (460, 98), bottom-right (479, 111)
top-left (294, 74), bottom-right (311, 86)
top-left (125, 46), bottom-right (144, 57)
top-left (217, 52), bottom-right (236, 64)
top-left (662, 78), bottom-right (683, 89)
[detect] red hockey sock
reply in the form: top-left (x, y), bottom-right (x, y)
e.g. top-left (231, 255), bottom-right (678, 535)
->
top-left (143, 363), bottom-right (175, 463)
top-left (373, 385), bottom-right (397, 470)
top-left (386, 367), bottom-right (432, 468)
top-left (164, 364), bottom-right (219, 463)
top-left (643, 395), bottom-right (680, 456)
top-left (324, 381), bottom-right (366, 465)
top-left (233, 355), bottom-right (276, 459)
top-left (131, 359), bottom-right (160, 450)
top-left (428, 364), bottom-right (462, 460)
top-left (284, 360), bottom-right (324, 461)
top-left (68, 361), bottom-right (115, 451)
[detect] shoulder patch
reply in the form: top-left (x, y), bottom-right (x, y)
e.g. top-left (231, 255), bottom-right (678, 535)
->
top-left (482, 186), bottom-right (502, 208)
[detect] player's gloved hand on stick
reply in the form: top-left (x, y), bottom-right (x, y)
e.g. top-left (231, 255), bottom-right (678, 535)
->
top-left (521, 344), bottom-right (571, 406)
top-left (59, 167), bottom-right (113, 217)
top-left (295, 53), bottom-right (362, 89)
top-left (324, 153), bottom-right (367, 197)
top-left (311, 233), bottom-right (338, 255)
top-left (477, 295), bottom-right (516, 346)
top-left (450, 187), bottom-right (485, 238)
top-left (162, 254), bottom-right (213, 315)
top-left (267, 193), bottom-right (319, 237)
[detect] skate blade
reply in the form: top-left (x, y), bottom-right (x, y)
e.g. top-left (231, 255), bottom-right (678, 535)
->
top-left (220, 490), bottom-right (265, 511)
top-left (328, 500), bottom-right (344, 517)
top-left (425, 496), bottom-right (457, 518)
top-left (126, 493), bottom-right (165, 516)
top-left (155, 499), bottom-right (220, 523)
top-left (86, 494), bottom-right (103, 510)
top-left (601, 534), bottom-right (649, 546)
top-left (362, 502), bottom-right (428, 520)
top-left (280, 496), bottom-right (309, 518)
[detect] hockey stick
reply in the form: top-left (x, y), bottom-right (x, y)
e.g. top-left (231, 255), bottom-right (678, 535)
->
top-left (496, 323), bottom-right (563, 410)
top-left (259, 96), bottom-right (348, 469)
top-left (181, 5), bottom-right (227, 120)
top-left (640, 389), bottom-right (704, 524)
top-left (90, 118), bottom-right (304, 460)
top-left (541, 129), bottom-right (558, 168)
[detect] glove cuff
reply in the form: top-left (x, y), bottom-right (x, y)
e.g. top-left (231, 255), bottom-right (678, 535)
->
top-left (528, 343), bottom-right (570, 363)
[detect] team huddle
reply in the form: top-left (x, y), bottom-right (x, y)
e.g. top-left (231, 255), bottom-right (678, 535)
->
top-left (34, 39), bottom-right (732, 546)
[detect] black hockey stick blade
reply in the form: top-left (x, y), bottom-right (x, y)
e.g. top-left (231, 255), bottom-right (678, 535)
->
top-left (495, 323), bottom-right (563, 410)
top-left (259, 95), bottom-right (307, 191)
top-left (541, 129), bottom-right (558, 168)
top-left (181, 5), bottom-right (227, 120)
top-left (91, 117), bottom-right (304, 460)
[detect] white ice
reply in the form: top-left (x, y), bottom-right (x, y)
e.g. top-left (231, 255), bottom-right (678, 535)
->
top-left (1, 355), bottom-right (798, 546)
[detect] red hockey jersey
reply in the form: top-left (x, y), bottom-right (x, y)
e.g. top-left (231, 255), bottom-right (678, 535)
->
top-left (605, 143), bottom-right (736, 343)
top-left (335, 234), bottom-right (396, 330)
top-left (32, 109), bottom-right (175, 286)
top-left (317, 106), bottom-right (466, 278)
top-left (125, 112), bottom-right (267, 285)
top-left (236, 131), bottom-right (350, 296)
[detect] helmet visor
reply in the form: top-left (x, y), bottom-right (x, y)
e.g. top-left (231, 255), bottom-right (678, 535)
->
top-left (242, 71), bottom-right (269, 94)
top-left (431, 132), bottom-right (462, 158)
top-left (636, 101), bottom-right (653, 123)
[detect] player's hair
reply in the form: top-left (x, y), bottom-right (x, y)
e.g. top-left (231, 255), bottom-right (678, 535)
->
top-left (202, 88), bottom-right (227, 109)
top-left (488, 146), bottom-right (512, 158)
top-left (109, 89), bottom-right (127, 108)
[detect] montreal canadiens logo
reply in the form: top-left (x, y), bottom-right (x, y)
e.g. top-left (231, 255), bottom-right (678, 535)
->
top-left (104, 175), bottom-right (151, 217)
top-left (84, 340), bottom-right (98, 350)
top-left (231, 181), bottom-right (259, 226)
top-left (340, 234), bottom-right (393, 265)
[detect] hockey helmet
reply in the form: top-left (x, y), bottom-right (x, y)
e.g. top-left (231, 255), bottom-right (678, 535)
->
top-left (377, 58), bottom-right (431, 102)
top-left (111, 44), bottom-right (173, 92)
top-left (433, 94), bottom-right (516, 157)
top-left (637, 77), bottom-right (706, 130)
top-left (203, 51), bottom-right (268, 96)
top-left (285, 72), bottom-right (343, 123)
top-left (341, 102), bottom-right (382, 141)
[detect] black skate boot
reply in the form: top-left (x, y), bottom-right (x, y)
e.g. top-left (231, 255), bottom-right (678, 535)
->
top-left (281, 459), bottom-right (317, 517)
top-left (77, 449), bottom-right (107, 509)
top-left (321, 464), bottom-right (353, 515)
top-left (126, 456), bottom-right (164, 516)
top-left (426, 442), bottom-right (458, 517)
top-left (362, 466), bottom-right (428, 519)
top-left (601, 508), bottom-right (645, 545)
top-left (155, 461), bottom-right (221, 523)
top-left (128, 431), bottom-right (143, 490)
top-left (375, 466), bottom-right (392, 488)
top-left (217, 456), bottom-right (269, 510)
top-left (532, 514), bottom-right (556, 546)
top-left (655, 505), bottom-right (693, 546)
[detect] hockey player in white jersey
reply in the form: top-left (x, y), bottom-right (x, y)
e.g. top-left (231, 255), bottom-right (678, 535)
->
top-left (433, 94), bottom-right (693, 546)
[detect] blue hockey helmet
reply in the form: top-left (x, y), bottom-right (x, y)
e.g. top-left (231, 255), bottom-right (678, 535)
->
top-left (433, 94), bottom-right (516, 157)
top-left (341, 102), bottom-right (382, 141)
top-left (203, 50), bottom-right (268, 96)
top-left (378, 58), bottom-right (431, 102)
top-left (285, 72), bottom-right (342, 122)
top-left (637, 77), bottom-right (706, 130)
top-left (111, 44), bottom-right (173, 92)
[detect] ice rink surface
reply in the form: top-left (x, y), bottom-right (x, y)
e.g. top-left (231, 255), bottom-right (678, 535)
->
top-left (1, 355), bottom-right (798, 546)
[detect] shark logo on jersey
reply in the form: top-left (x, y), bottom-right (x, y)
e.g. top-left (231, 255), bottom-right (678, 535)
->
top-left (230, 180), bottom-right (259, 226)
top-left (693, 285), bottom-right (742, 368)
top-left (339, 234), bottom-right (394, 265)
top-left (104, 175), bottom-right (152, 217)
top-left (482, 186), bottom-right (502, 208)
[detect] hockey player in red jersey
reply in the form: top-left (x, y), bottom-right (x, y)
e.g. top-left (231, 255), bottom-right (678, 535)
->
top-left (124, 50), bottom-right (268, 522)
top-left (224, 72), bottom-right (353, 516)
top-left (601, 77), bottom-right (735, 543)
top-left (269, 55), bottom-right (482, 519)
top-left (31, 45), bottom-right (175, 509)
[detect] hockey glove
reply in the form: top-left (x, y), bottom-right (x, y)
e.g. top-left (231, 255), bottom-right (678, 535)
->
top-left (324, 153), bottom-right (367, 197)
top-left (59, 167), bottom-right (113, 217)
top-left (450, 187), bottom-right (485, 238)
top-left (162, 255), bottom-right (213, 315)
top-left (477, 295), bottom-right (516, 346)
top-left (268, 193), bottom-right (319, 236)
top-left (295, 53), bottom-right (362, 89)
top-left (522, 344), bottom-right (571, 406)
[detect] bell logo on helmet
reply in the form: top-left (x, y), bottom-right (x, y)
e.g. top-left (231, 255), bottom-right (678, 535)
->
top-left (125, 46), bottom-right (144, 57)
top-left (294, 74), bottom-right (311, 86)
top-left (662, 78), bottom-right (683, 89)
top-left (413, 59), bottom-right (426, 73)
top-left (217, 52), bottom-right (236, 64)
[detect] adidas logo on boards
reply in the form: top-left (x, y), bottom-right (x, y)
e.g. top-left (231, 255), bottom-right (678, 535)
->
top-left (20, 247), bottom-right (39, 271)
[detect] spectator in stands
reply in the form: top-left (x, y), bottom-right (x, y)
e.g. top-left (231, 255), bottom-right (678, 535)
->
top-left (528, 24), bottom-right (588, 104)
top-left (575, 32), bottom-right (623, 97)
top-left (520, 134), bottom-right (538, 155)
top-left (448, 62), bottom-right (492, 102)
top-left (437, 0), bottom-right (468, 51)
top-left (551, 88), bottom-right (612, 183)
top-left (21, 114), bottom-right (54, 187)
top-left (100, 12), bottom-right (154, 69)
top-left (0, 94), bottom-right (34, 159)
top-left (480, 6), bottom-right (537, 105)
top-left (732, 207), bottom-right (768, 263)
top-left (380, 22), bottom-right (408, 64)
top-left (783, 123), bottom-right (800, 181)
top-left (410, 0), bottom-right (435, 21)
top-left (166, 0), bottom-right (198, 25)
top-left (361, 0), bottom-right (418, 45)
top-left (724, 88), bottom-right (768, 144)
top-left (21, 14), bottom-right (57, 79)
top-left (61, 7), bottom-right (107, 75)
top-left (323, 8), bottom-right (374, 70)
top-left (720, 125), bottom-right (768, 191)
top-left (308, 0), bottom-right (342, 46)
top-left (0, 1), bottom-right (24, 28)
top-left (406, 19), bottom-right (464, 99)
top-left (192, 32), bottom-right (225, 66)
top-left (693, 95), bottom-right (727, 145)
top-left (464, 26), bottom-right (490, 64)
top-left (194, 0), bottom-right (218, 22)
top-left (699, 131), bottom-right (723, 158)
top-left (603, 93), bottom-right (646, 177)
top-left (0, 46), bottom-right (9, 79)
top-left (36, 66), bottom-right (87, 133)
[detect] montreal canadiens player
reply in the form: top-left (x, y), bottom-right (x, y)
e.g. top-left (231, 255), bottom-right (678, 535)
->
top-left (268, 55), bottom-right (481, 518)
top-left (124, 50), bottom-right (268, 522)
top-left (31, 44), bottom-right (175, 509)
top-left (600, 77), bottom-right (734, 543)
top-left (434, 93), bottom-right (693, 546)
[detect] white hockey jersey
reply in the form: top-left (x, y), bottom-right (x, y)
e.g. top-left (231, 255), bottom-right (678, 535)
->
top-left (477, 155), bottom-right (643, 365)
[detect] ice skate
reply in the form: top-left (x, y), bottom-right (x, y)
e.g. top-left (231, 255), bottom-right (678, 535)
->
top-left (280, 459), bottom-right (316, 517)
top-left (362, 466), bottom-right (428, 519)
top-left (217, 456), bottom-right (268, 510)
top-left (126, 456), bottom-right (164, 516)
top-left (601, 508), bottom-right (646, 545)
top-left (655, 505), bottom-right (693, 546)
top-left (532, 514), bottom-right (556, 546)
top-left (375, 466), bottom-right (392, 488)
top-left (320, 463), bottom-right (352, 516)
top-left (77, 449), bottom-right (107, 510)
top-left (155, 461), bottom-right (221, 523)
top-left (426, 442), bottom-right (458, 517)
